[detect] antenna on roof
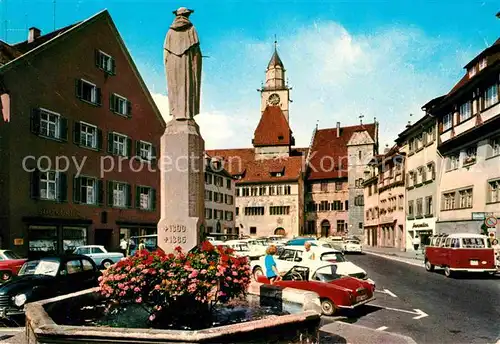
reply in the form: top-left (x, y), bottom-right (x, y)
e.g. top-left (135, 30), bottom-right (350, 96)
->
top-left (274, 34), bottom-right (277, 51)
top-left (315, 119), bottom-right (319, 130)
top-left (359, 114), bottom-right (364, 125)
top-left (53, 0), bottom-right (56, 31)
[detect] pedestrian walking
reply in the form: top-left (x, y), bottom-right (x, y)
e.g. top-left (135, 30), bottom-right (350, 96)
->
top-left (412, 235), bottom-right (421, 251)
top-left (304, 242), bottom-right (316, 260)
top-left (138, 240), bottom-right (146, 251)
top-left (120, 237), bottom-right (128, 256)
top-left (264, 245), bottom-right (281, 284)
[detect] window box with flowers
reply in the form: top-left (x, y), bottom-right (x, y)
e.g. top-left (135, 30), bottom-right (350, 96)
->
top-left (463, 147), bottom-right (477, 166)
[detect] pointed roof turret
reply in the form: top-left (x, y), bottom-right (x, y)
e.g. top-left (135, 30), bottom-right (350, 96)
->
top-left (267, 39), bottom-right (284, 70)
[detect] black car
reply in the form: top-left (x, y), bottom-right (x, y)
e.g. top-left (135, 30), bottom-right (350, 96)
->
top-left (0, 254), bottom-right (100, 319)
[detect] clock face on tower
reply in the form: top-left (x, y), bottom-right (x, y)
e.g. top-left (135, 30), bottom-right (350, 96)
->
top-left (268, 93), bottom-right (280, 106)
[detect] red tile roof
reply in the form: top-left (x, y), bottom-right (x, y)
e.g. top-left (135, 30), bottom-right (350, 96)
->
top-left (307, 124), bottom-right (376, 181)
top-left (205, 148), bottom-right (305, 184)
top-left (253, 106), bottom-right (293, 147)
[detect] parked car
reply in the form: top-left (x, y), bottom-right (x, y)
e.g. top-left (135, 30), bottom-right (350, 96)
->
top-left (255, 262), bottom-right (376, 315)
top-left (223, 240), bottom-right (253, 258)
top-left (0, 250), bottom-right (27, 283)
top-left (0, 255), bottom-right (100, 320)
top-left (343, 240), bottom-right (363, 254)
top-left (324, 236), bottom-right (345, 251)
top-left (251, 245), bottom-right (373, 284)
top-left (73, 245), bottom-right (124, 269)
top-left (286, 238), bottom-right (334, 248)
top-left (424, 233), bottom-right (496, 277)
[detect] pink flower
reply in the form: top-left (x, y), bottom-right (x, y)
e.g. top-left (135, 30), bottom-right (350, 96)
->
top-left (159, 269), bottom-right (165, 274)
top-left (154, 284), bottom-right (161, 290)
top-left (136, 297), bottom-right (142, 303)
top-left (200, 269), bottom-right (207, 274)
top-left (149, 314), bottom-right (156, 321)
top-left (168, 272), bottom-right (174, 277)
top-left (188, 270), bottom-right (199, 279)
top-left (134, 287), bottom-right (140, 292)
top-left (232, 271), bottom-right (238, 276)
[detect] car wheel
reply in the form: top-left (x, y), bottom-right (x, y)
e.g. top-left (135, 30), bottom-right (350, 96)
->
top-left (253, 267), bottom-right (264, 281)
top-left (0, 271), bottom-right (11, 282)
top-left (102, 260), bottom-right (113, 269)
top-left (424, 260), bottom-right (434, 272)
top-left (444, 266), bottom-right (453, 278)
top-left (320, 298), bottom-right (336, 316)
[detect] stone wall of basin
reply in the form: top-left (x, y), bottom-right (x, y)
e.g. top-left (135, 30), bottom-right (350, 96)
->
top-left (25, 282), bottom-right (322, 344)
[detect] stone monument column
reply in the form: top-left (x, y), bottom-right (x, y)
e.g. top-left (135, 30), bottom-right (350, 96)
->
top-left (158, 7), bottom-right (205, 253)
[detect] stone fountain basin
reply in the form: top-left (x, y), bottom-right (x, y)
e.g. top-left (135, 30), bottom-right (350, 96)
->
top-left (25, 282), bottom-right (322, 344)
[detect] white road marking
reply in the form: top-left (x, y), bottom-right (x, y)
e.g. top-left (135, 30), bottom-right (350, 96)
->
top-left (375, 288), bottom-right (398, 297)
top-left (371, 304), bottom-right (429, 320)
top-left (364, 251), bottom-right (425, 268)
top-left (376, 326), bottom-right (388, 331)
top-left (0, 328), bottom-right (23, 332)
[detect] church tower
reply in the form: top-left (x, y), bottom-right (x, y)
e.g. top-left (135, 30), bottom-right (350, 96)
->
top-left (259, 42), bottom-right (291, 122)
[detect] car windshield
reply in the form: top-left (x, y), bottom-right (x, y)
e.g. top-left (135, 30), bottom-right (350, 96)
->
top-left (346, 240), bottom-right (360, 244)
top-left (19, 260), bottom-right (60, 277)
top-left (321, 252), bottom-right (346, 263)
top-left (2, 250), bottom-right (22, 260)
top-left (313, 265), bottom-right (342, 282)
top-left (232, 244), bottom-right (249, 251)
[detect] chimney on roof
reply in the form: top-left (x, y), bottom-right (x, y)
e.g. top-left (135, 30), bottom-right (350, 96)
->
top-left (336, 122), bottom-right (340, 138)
top-left (28, 27), bottom-right (41, 43)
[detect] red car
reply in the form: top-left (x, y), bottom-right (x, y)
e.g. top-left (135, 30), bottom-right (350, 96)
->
top-left (0, 250), bottom-right (27, 282)
top-left (257, 261), bottom-right (375, 315)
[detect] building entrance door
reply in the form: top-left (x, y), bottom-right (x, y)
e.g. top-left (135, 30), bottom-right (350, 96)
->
top-left (95, 229), bottom-right (113, 250)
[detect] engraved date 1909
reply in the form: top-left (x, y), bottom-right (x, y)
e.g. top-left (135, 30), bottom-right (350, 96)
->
top-left (164, 236), bottom-right (187, 244)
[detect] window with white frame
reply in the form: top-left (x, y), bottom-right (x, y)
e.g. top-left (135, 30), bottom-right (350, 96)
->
top-left (110, 94), bottom-right (130, 116)
top-left (39, 109), bottom-right (60, 139)
top-left (442, 192), bottom-right (455, 210)
top-left (443, 113), bottom-right (453, 131)
top-left (459, 102), bottom-right (472, 122)
top-left (490, 137), bottom-right (500, 157)
top-left (488, 179), bottom-right (500, 203)
top-left (459, 188), bottom-right (473, 208)
top-left (40, 171), bottom-right (58, 200)
top-left (138, 141), bottom-right (153, 161)
top-left (464, 146), bottom-right (477, 165)
top-left (80, 177), bottom-right (96, 205)
top-left (80, 122), bottom-right (97, 148)
top-left (479, 58), bottom-right (487, 71)
top-left (113, 182), bottom-right (127, 208)
top-left (138, 186), bottom-right (154, 210)
top-left (447, 154), bottom-right (459, 171)
top-left (76, 79), bottom-right (99, 104)
top-left (484, 84), bottom-right (498, 108)
top-left (112, 133), bottom-right (127, 156)
top-left (96, 50), bottom-right (115, 74)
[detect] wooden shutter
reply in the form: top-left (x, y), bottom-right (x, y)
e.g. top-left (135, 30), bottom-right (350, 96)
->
top-left (73, 122), bottom-right (81, 145)
top-left (151, 188), bottom-right (156, 211)
top-left (126, 137), bottom-right (132, 158)
top-left (30, 108), bottom-right (41, 135)
top-left (107, 132), bottom-right (114, 153)
top-left (151, 145), bottom-right (157, 159)
top-left (95, 50), bottom-right (100, 68)
top-left (96, 88), bottom-right (102, 106)
top-left (111, 58), bottom-right (116, 75)
top-left (126, 101), bottom-right (132, 118)
top-left (59, 117), bottom-right (68, 141)
top-left (30, 169), bottom-right (40, 199)
top-left (97, 129), bottom-right (103, 151)
top-left (107, 181), bottom-right (114, 206)
top-left (75, 79), bottom-right (82, 98)
top-left (97, 180), bottom-right (104, 206)
top-left (58, 172), bottom-right (67, 202)
top-left (126, 184), bottom-right (132, 208)
top-left (73, 175), bottom-right (81, 203)
top-left (135, 185), bottom-right (141, 208)
top-left (135, 140), bottom-right (140, 158)
top-left (109, 93), bottom-right (115, 112)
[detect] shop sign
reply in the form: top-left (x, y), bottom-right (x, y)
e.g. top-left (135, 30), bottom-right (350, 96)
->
top-left (412, 223), bottom-right (429, 229)
top-left (472, 212), bottom-right (486, 220)
top-left (39, 208), bottom-right (80, 218)
top-left (13, 238), bottom-right (23, 246)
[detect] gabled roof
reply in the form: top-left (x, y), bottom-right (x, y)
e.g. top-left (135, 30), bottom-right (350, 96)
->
top-left (307, 123), bottom-right (376, 180)
top-left (0, 10), bottom-right (165, 127)
top-left (253, 105), bottom-right (293, 147)
top-left (267, 48), bottom-right (284, 69)
top-left (205, 148), bottom-right (305, 184)
top-left (0, 41), bottom-right (22, 66)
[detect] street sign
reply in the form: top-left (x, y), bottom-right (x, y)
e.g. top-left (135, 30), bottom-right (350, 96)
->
top-left (472, 212), bottom-right (486, 220)
top-left (484, 216), bottom-right (497, 228)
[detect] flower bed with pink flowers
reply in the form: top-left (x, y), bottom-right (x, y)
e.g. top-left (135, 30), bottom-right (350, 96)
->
top-left (98, 241), bottom-right (252, 328)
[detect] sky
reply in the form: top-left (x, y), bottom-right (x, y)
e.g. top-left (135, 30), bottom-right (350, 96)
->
top-left (3, 0), bottom-right (500, 150)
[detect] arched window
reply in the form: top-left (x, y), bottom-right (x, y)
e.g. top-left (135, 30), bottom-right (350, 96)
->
top-left (274, 227), bottom-right (285, 236)
top-left (320, 220), bottom-right (331, 237)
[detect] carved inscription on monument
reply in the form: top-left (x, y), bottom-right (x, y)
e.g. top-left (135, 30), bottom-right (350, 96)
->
top-left (163, 224), bottom-right (187, 244)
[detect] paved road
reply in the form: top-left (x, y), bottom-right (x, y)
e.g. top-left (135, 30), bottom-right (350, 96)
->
top-left (340, 253), bottom-right (500, 344)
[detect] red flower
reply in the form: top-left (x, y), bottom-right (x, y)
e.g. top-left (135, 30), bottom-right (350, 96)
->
top-left (201, 241), bottom-right (215, 252)
top-left (174, 246), bottom-right (182, 252)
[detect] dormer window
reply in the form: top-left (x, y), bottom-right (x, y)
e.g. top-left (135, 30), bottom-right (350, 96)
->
top-left (278, 135), bottom-right (284, 140)
top-left (479, 58), bottom-right (487, 71)
top-left (468, 66), bottom-right (476, 78)
top-left (271, 172), bottom-right (283, 177)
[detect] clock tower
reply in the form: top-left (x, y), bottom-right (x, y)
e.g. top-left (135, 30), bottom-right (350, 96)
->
top-left (259, 42), bottom-right (291, 122)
